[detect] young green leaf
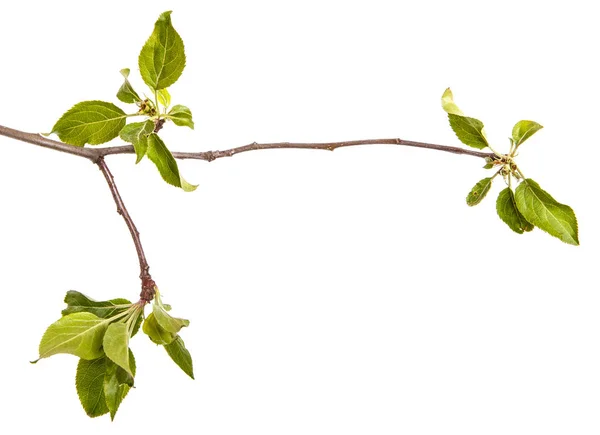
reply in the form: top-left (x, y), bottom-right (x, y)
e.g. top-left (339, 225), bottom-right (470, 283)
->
top-left (512, 120), bottom-right (543, 147)
top-left (167, 104), bottom-right (194, 129)
top-left (157, 89), bottom-right (171, 108)
top-left (62, 290), bottom-right (131, 318)
top-left (139, 11), bottom-right (186, 90)
top-left (441, 88), bottom-right (489, 150)
top-left (117, 68), bottom-right (142, 104)
top-left (515, 179), bottom-right (579, 245)
top-left (119, 120), bottom-right (155, 163)
top-left (466, 177), bottom-right (493, 206)
top-left (103, 322), bottom-right (132, 376)
top-left (153, 290), bottom-right (190, 334)
top-left (37, 312), bottom-right (111, 360)
top-left (496, 188), bottom-right (534, 234)
top-left (142, 312), bottom-right (176, 345)
top-left (76, 356), bottom-right (109, 418)
top-left (441, 88), bottom-right (464, 116)
top-left (104, 350), bottom-right (136, 420)
top-left (164, 336), bottom-right (194, 379)
top-left (146, 133), bottom-right (197, 191)
top-left (51, 101), bottom-right (128, 146)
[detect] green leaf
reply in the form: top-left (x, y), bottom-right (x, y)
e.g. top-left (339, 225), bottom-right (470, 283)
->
top-left (104, 350), bottom-right (136, 420)
top-left (139, 11), bottom-right (186, 90)
top-left (496, 188), bottom-right (534, 234)
top-left (164, 336), bottom-right (194, 379)
top-left (76, 356), bottom-right (109, 418)
top-left (51, 101), bottom-right (128, 146)
top-left (447, 114), bottom-right (489, 150)
top-left (103, 322), bottom-right (132, 376)
top-left (62, 290), bottom-right (131, 318)
top-left (146, 133), bottom-right (197, 191)
top-left (37, 312), bottom-right (111, 360)
top-left (515, 179), bottom-right (579, 245)
top-left (466, 177), bottom-right (493, 206)
top-left (441, 88), bottom-right (489, 150)
top-left (142, 312), bottom-right (176, 345)
top-left (157, 89), bottom-right (171, 108)
top-left (167, 104), bottom-right (194, 129)
top-left (512, 120), bottom-right (543, 147)
top-left (153, 290), bottom-right (190, 334)
top-left (441, 88), bottom-right (464, 116)
top-left (119, 120), bottom-right (155, 163)
top-left (117, 68), bottom-right (142, 104)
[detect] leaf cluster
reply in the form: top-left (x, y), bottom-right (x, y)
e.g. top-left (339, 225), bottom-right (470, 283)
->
top-left (49, 11), bottom-right (196, 191)
top-left (442, 88), bottom-right (578, 245)
top-left (33, 290), bottom-right (193, 419)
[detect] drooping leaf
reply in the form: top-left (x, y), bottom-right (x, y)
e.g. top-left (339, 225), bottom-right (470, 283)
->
top-left (119, 120), bottom-right (155, 163)
top-left (103, 323), bottom-right (132, 376)
top-left (466, 177), bottom-right (493, 206)
top-left (167, 104), bottom-right (194, 129)
top-left (104, 350), bottom-right (136, 420)
top-left (51, 101), bottom-right (127, 146)
top-left (164, 335), bottom-right (194, 379)
top-left (512, 120), bottom-right (543, 147)
top-left (515, 179), bottom-right (579, 245)
top-left (37, 312), bottom-right (111, 360)
top-left (496, 188), bottom-right (534, 234)
top-left (142, 312), bottom-right (176, 345)
top-left (139, 11), bottom-right (186, 90)
top-left (441, 88), bottom-right (489, 150)
top-left (157, 89), bottom-right (171, 108)
top-left (62, 290), bottom-right (131, 318)
top-left (76, 356), bottom-right (109, 418)
top-left (153, 290), bottom-right (190, 334)
top-left (117, 68), bottom-right (142, 104)
top-left (447, 114), bottom-right (489, 150)
top-left (146, 133), bottom-right (197, 191)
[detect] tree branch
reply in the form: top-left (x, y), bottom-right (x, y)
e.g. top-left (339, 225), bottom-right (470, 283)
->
top-left (96, 156), bottom-right (155, 302)
top-left (0, 124), bottom-right (496, 163)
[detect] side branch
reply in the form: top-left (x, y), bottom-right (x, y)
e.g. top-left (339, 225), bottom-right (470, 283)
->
top-left (96, 157), bottom-right (155, 302)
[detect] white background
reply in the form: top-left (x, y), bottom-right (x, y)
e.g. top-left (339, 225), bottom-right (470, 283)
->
top-left (0, 1), bottom-right (598, 434)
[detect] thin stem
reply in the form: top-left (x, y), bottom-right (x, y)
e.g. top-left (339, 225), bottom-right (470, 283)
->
top-left (96, 156), bottom-right (156, 302)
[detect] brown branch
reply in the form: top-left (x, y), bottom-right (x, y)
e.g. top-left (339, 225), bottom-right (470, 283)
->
top-left (99, 138), bottom-right (496, 161)
top-left (96, 157), bottom-right (155, 302)
top-left (0, 124), bottom-right (496, 163)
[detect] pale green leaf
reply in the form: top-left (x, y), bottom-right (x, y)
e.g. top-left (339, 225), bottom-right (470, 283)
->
top-left (515, 179), bottom-right (579, 245)
top-left (117, 68), bottom-right (142, 104)
top-left (441, 88), bottom-right (464, 115)
top-left (38, 312), bottom-right (110, 360)
top-left (119, 120), bottom-right (155, 163)
top-left (153, 290), bottom-right (190, 334)
top-left (157, 89), bottom-right (171, 108)
top-left (167, 104), bottom-right (194, 129)
top-left (51, 101), bottom-right (127, 146)
top-left (62, 290), bottom-right (131, 318)
top-left (76, 356), bottom-right (109, 418)
top-left (512, 120), bottom-right (543, 147)
top-left (496, 188), bottom-right (534, 234)
top-left (146, 133), bottom-right (197, 191)
top-left (139, 11), bottom-right (186, 90)
top-left (103, 323), bottom-right (132, 376)
top-left (164, 336), bottom-right (194, 379)
top-left (142, 312), bottom-right (176, 345)
top-left (104, 350), bottom-right (136, 420)
top-left (466, 177), bottom-right (493, 206)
